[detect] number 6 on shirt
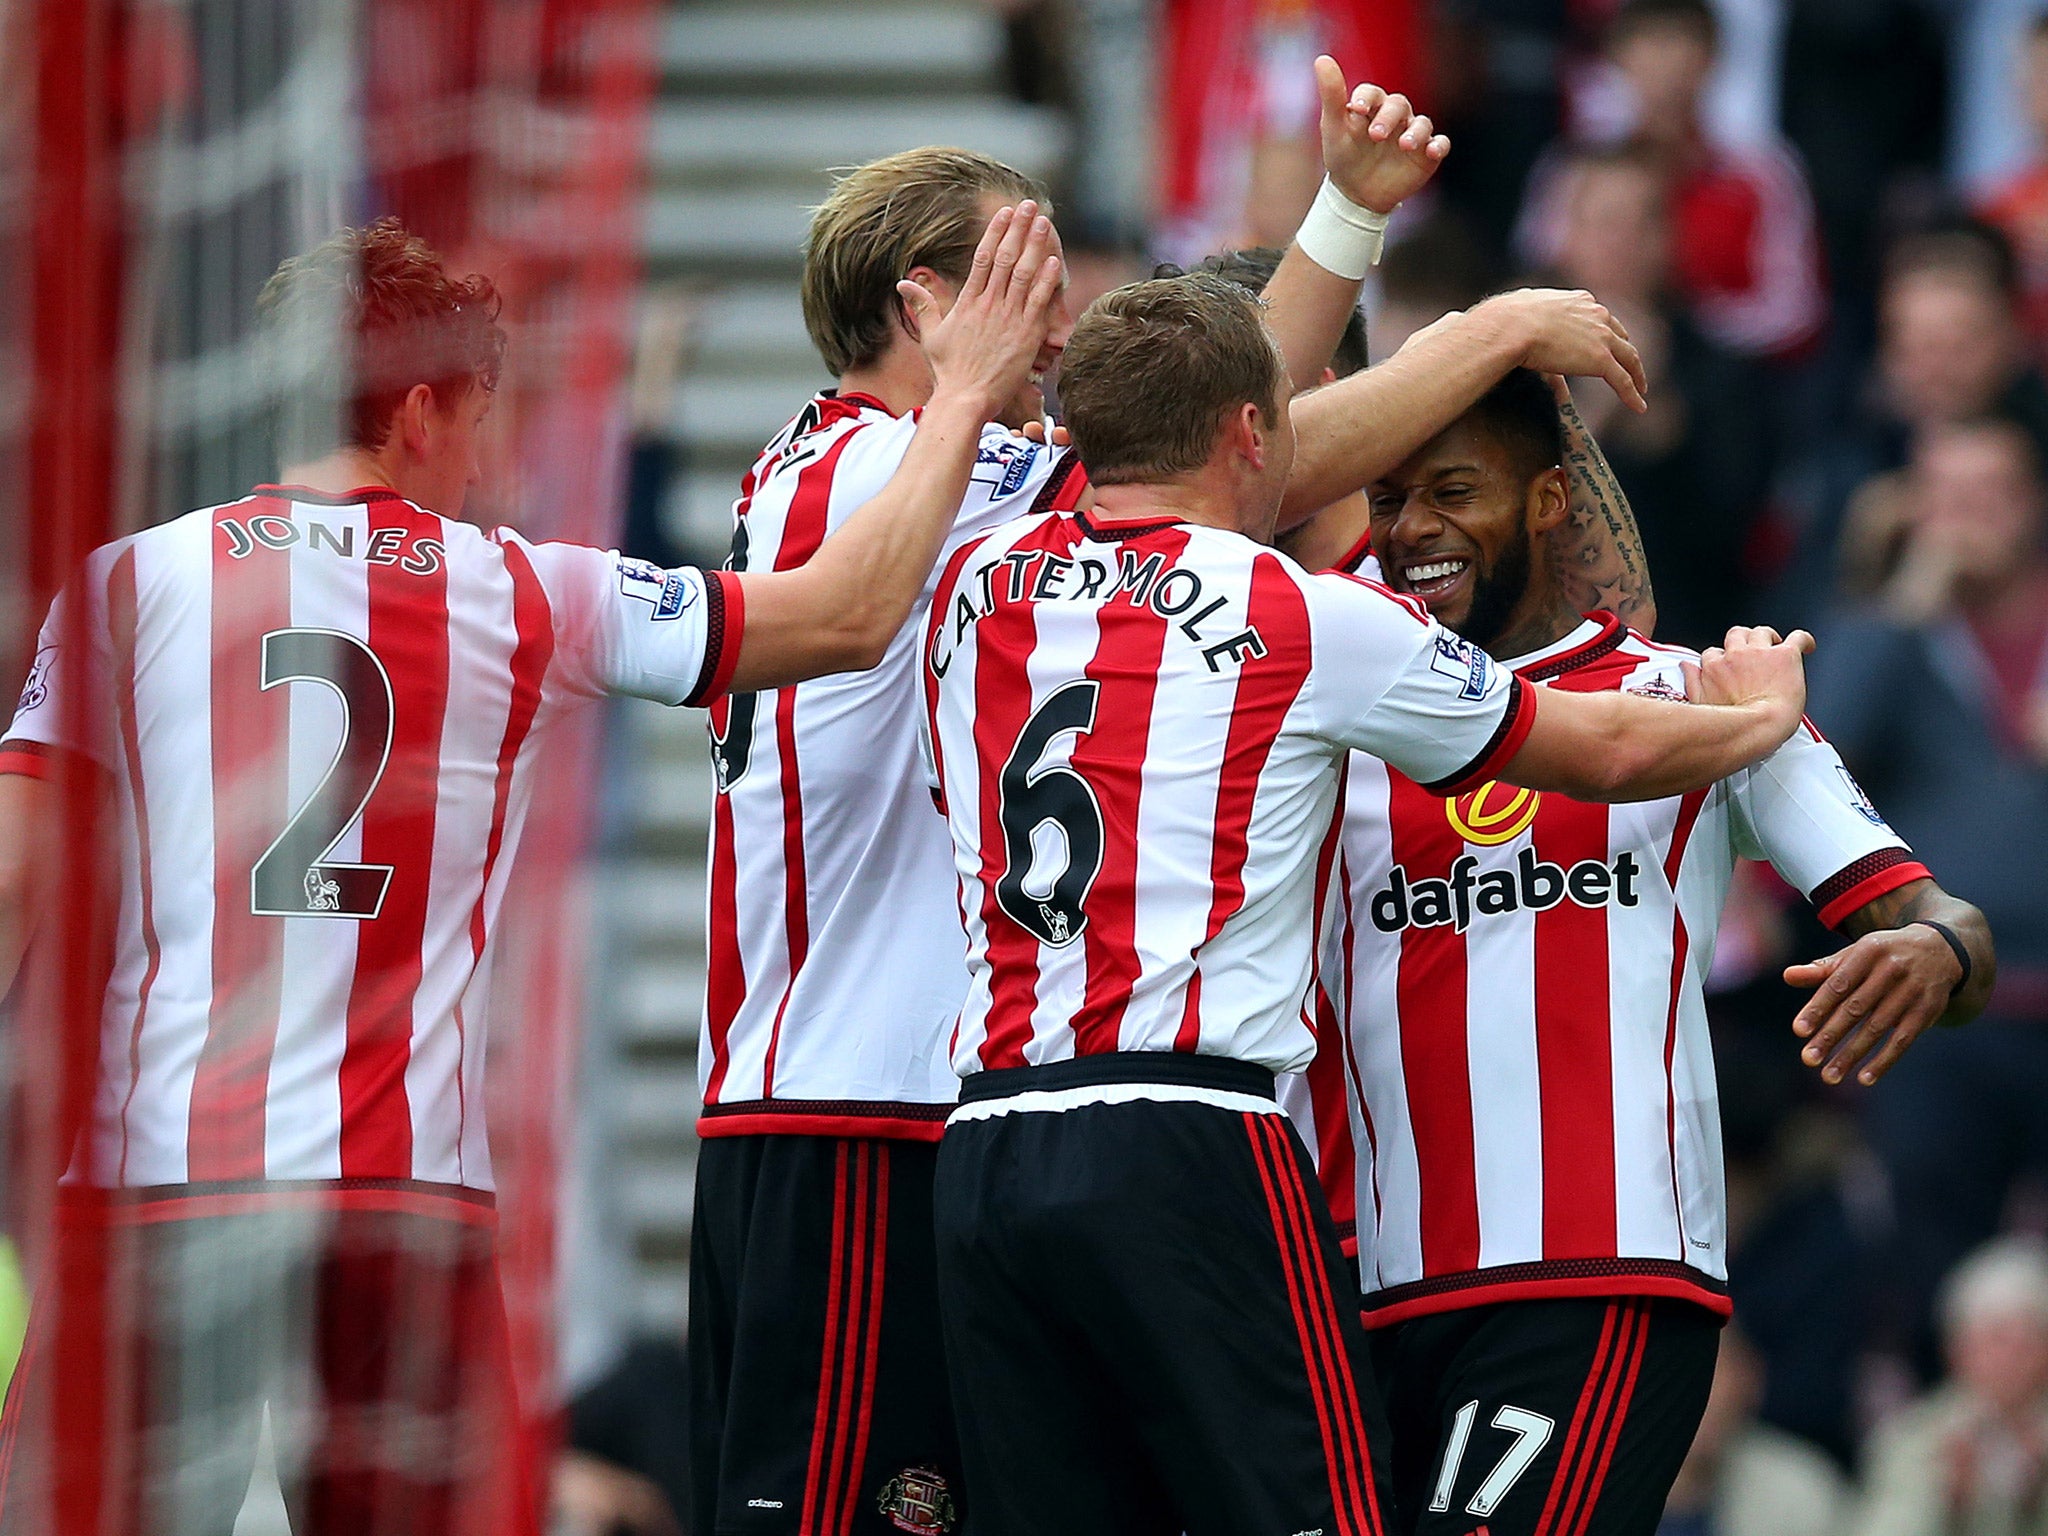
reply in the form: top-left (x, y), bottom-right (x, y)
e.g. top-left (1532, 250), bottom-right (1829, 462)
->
top-left (995, 680), bottom-right (1104, 947)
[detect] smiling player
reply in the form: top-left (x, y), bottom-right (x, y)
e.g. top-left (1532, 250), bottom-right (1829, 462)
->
top-left (1309, 368), bottom-right (1995, 1536)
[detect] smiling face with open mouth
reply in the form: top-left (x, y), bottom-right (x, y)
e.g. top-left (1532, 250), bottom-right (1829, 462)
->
top-left (1366, 414), bottom-right (1565, 652)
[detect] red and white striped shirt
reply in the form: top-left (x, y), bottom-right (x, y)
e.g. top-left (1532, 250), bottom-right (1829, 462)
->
top-left (1318, 614), bottom-right (1927, 1326)
top-left (2, 486), bottom-right (743, 1211)
top-left (698, 396), bottom-right (1083, 1139)
top-left (922, 508), bottom-right (1536, 1082)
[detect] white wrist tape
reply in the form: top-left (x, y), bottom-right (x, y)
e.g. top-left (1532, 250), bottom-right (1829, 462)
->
top-left (1294, 178), bottom-right (1391, 281)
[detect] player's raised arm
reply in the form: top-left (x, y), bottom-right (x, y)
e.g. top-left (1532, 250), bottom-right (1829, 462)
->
top-left (723, 202), bottom-right (1063, 692)
top-left (1258, 57), bottom-right (1447, 391)
top-left (1497, 625), bottom-right (1812, 801)
top-left (1282, 288), bottom-right (1648, 528)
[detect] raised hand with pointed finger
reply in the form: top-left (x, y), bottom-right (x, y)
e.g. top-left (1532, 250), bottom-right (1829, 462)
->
top-left (1314, 54), bottom-right (1449, 216)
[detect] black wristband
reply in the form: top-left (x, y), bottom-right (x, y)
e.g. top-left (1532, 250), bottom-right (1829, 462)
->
top-left (1912, 920), bottom-right (1972, 998)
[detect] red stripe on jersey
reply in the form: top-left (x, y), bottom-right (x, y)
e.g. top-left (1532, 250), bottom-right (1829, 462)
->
top-left (1178, 554), bottom-right (1313, 1050)
top-left (1532, 795), bottom-right (1619, 1258)
top-left (761, 432), bottom-right (862, 1094)
top-left (1308, 982), bottom-right (1357, 1233)
top-left (1660, 788), bottom-right (1711, 1250)
top-left (108, 549), bottom-right (161, 1185)
top-left (190, 502), bottom-right (295, 1179)
top-left (1337, 876), bottom-right (1382, 1240)
top-left (1386, 773), bottom-right (1481, 1274)
top-left (922, 531), bottom-right (1003, 820)
top-left (971, 520), bottom-right (1086, 1068)
top-left (338, 505), bottom-right (451, 1177)
top-left (1068, 527), bottom-right (1190, 1056)
top-left (458, 542), bottom-right (555, 1174)
top-left (703, 784), bottom-right (745, 1103)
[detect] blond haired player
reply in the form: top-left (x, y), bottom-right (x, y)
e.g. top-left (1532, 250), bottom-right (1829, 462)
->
top-left (0, 207), bottom-right (1058, 1536)
top-left (689, 56), bottom-right (1670, 1535)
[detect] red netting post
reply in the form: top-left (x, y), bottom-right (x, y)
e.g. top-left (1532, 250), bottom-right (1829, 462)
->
top-left (18, 2), bottom-right (130, 1533)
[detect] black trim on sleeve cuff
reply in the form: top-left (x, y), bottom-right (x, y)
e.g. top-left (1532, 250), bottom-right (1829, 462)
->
top-left (1419, 674), bottom-right (1536, 796)
top-left (684, 570), bottom-right (731, 707)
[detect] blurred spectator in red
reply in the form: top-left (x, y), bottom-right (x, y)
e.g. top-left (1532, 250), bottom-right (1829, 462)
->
top-left (1854, 1238), bottom-right (2048, 1536)
top-left (1541, 140), bottom-right (1773, 647)
top-left (1157, 0), bottom-right (1425, 260)
top-left (1977, 15), bottom-right (2048, 355)
top-left (1807, 414), bottom-right (2048, 1380)
top-left (1519, 0), bottom-right (1828, 363)
top-left (1657, 1328), bottom-right (1851, 1536)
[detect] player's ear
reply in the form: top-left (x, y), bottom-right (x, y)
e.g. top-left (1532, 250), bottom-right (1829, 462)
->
top-left (399, 383), bottom-right (435, 455)
top-left (899, 265), bottom-right (951, 338)
top-left (1528, 465), bottom-right (1570, 533)
top-left (1234, 401), bottom-right (1269, 471)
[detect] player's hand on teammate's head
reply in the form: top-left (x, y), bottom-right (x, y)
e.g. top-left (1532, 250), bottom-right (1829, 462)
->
top-left (1681, 624), bottom-right (1814, 735)
top-left (1480, 288), bottom-right (1650, 414)
top-left (1017, 417), bottom-right (1071, 447)
top-left (1785, 927), bottom-right (1966, 1087)
top-left (899, 200), bottom-right (1063, 421)
top-left (1313, 56), bottom-right (1449, 216)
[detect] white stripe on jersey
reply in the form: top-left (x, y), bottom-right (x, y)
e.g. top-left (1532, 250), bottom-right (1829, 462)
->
top-left (924, 509), bottom-right (1533, 1081)
top-left (5, 486), bottom-right (740, 1197)
top-left (1318, 614), bottom-right (1927, 1325)
top-left (698, 393), bottom-right (1075, 1134)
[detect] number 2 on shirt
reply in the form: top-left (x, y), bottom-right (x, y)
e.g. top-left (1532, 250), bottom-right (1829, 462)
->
top-left (249, 627), bottom-right (395, 920)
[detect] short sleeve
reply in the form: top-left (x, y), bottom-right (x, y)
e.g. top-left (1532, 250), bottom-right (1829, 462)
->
top-left (1729, 720), bottom-right (1930, 929)
top-left (1304, 572), bottom-right (1535, 793)
top-left (500, 532), bottom-right (745, 708)
top-left (2, 570), bottom-right (116, 780)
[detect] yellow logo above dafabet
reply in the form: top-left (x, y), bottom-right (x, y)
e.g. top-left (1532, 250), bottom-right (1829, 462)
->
top-left (1445, 781), bottom-right (1542, 846)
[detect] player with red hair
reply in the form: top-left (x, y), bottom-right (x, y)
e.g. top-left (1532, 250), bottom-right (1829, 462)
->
top-left (0, 207), bottom-right (1060, 1536)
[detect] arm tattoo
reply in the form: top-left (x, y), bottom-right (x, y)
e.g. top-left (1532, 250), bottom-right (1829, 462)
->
top-left (1551, 397), bottom-right (1655, 632)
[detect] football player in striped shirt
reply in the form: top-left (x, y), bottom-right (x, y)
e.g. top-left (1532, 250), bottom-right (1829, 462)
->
top-left (918, 272), bottom-right (1817, 1536)
top-left (0, 206), bottom-right (1060, 1536)
top-left (687, 58), bottom-right (1648, 1536)
top-left (1307, 368), bottom-right (1994, 1536)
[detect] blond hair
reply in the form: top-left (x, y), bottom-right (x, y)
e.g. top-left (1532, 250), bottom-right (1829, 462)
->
top-left (801, 147), bottom-right (1047, 377)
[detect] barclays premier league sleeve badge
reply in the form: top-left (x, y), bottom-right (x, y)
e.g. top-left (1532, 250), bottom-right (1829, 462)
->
top-left (17, 646), bottom-right (54, 715)
top-left (1427, 631), bottom-right (1493, 701)
top-left (617, 557), bottom-right (699, 622)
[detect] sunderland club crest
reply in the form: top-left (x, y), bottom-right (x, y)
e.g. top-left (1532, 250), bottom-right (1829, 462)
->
top-left (877, 1466), bottom-right (957, 1533)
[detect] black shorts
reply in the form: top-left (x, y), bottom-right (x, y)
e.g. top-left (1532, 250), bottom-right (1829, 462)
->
top-left (1369, 1295), bottom-right (1721, 1536)
top-left (933, 1053), bottom-right (1394, 1536)
top-left (688, 1134), bottom-right (964, 1536)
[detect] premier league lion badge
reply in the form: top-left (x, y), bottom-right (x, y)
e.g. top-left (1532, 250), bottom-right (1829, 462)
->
top-left (877, 1466), bottom-right (957, 1533)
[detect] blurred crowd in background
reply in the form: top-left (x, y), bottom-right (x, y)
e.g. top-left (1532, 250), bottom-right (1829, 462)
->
top-left (595, 0), bottom-right (2048, 1531)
